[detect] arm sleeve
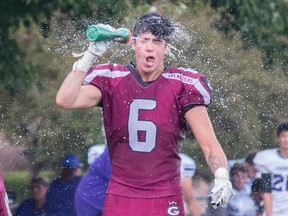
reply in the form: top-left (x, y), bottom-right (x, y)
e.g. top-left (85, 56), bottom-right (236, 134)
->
top-left (253, 152), bottom-right (270, 174)
top-left (83, 64), bottom-right (113, 91)
top-left (261, 173), bottom-right (272, 193)
top-left (182, 74), bottom-right (213, 113)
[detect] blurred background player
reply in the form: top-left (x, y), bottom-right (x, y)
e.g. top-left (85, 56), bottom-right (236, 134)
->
top-left (180, 153), bottom-right (200, 216)
top-left (15, 177), bottom-right (49, 216)
top-left (253, 122), bottom-right (288, 216)
top-left (75, 144), bottom-right (111, 216)
top-left (206, 163), bottom-right (257, 216)
top-left (228, 150), bottom-right (259, 195)
top-left (251, 178), bottom-right (265, 216)
top-left (56, 12), bottom-right (233, 215)
top-left (44, 153), bottom-right (82, 216)
top-left (243, 151), bottom-right (259, 194)
top-left (226, 163), bottom-right (257, 216)
top-left (0, 173), bottom-right (12, 216)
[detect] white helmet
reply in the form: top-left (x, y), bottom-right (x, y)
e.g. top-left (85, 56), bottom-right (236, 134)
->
top-left (87, 144), bottom-right (106, 165)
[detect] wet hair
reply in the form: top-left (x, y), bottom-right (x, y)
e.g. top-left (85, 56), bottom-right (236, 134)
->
top-left (245, 150), bottom-right (258, 166)
top-left (230, 163), bottom-right (248, 178)
top-left (277, 122), bottom-right (288, 136)
top-left (133, 12), bottom-right (175, 43)
top-left (31, 177), bottom-right (49, 187)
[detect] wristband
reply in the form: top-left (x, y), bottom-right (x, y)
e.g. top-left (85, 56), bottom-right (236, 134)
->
top-left (76, 51), bottom-right (98, 73)
top-left (215, 167), bottom-right (229, 180)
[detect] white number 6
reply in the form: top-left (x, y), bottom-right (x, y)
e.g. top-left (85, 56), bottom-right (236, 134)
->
top-left (128, 99), bottom-right (157, 152)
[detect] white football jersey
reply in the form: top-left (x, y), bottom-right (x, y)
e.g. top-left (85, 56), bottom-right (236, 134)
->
top-left (227, 190), bottom-right (257, 216)
top-left (180, 153), bottom-right (196, 177)
top-left (179, 153), bottom-right (196, 216)
top-left (254, 148), bottom-right (288, 216)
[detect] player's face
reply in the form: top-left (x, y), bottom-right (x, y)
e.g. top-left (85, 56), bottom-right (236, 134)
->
top-left (278, 131), bottom-right (288, 151)
top-left (30, 183), bottom-right (48, 201)
top-left (132, 32), bottom-right (168, 78)
top-left (231, 171), bottom-right (248, 191)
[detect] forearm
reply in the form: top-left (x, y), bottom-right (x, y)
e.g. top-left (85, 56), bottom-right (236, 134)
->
top-left (182, 177), bottom-right (200, 216)
top-left (186, 196), bottom-right (200, 216)
top-left (56, 68), bottom-right (86, 108)
top-left (185, 107), bottom-right (227, 174)
top-left (205, 144), bottom-right (227, 173)
top-left (263, 193), bottom-right (272, 216)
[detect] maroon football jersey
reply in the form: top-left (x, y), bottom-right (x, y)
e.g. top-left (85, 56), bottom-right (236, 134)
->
top-left (83, 63), bottom-right (212, 198)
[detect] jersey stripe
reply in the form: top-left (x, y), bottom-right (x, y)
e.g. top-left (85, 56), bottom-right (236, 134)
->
top-left (84, 69), bottom-right (130, 84)
top-left (194, 80), bottom-right (211, 105)
top-left (162, 73), bottom-right (211, 105)
top-left (4, 192), bottom-right (12, 216)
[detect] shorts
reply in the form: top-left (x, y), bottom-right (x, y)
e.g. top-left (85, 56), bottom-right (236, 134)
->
top-left (102, 194), bottom-right (185, 216)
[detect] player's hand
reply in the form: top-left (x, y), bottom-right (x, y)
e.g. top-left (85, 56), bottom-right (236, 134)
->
top-left (209, 167), bottom-right (233, 209)
top-left (87, 40), bottom-right (111, 57)
top-left (87, 24), bottom-right (114, 57)
top-left (74, 24), bottom-right (114, 73)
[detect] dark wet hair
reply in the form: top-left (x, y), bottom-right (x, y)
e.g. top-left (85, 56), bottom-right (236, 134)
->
top-left (245, 150), bottom-right (258, 166)
top-left (31, 177), bottom-right (49, 187)
top-left (277, 122), bottom-right (288, 136)
top-left (230, 163), bottom-right (248, 178)
top-left (133, 12), bottom-right (175, 43)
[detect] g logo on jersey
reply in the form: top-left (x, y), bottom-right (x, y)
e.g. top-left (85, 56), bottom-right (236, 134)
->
top-left (167, 202), bottom-right (180, 216)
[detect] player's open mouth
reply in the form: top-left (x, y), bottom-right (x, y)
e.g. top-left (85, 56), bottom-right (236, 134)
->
top-left (146, 56), bottom-right (155, 67)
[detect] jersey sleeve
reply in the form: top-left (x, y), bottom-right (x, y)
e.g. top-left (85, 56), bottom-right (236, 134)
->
top-left (83, 64), bottom-right (113, 92)
top-left (83, 63), bottom-right (130, 106)
top-left (180, 71), bottom-right (213, 112)
top-left (180, 154), bottom-right (196, 177)
top-left (253, 151), bottom-right (270, 174)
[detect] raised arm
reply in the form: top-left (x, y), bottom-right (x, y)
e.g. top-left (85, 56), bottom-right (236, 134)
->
top-left (56, 68), bottom-right (102, 109)
top-left (56, 25), bottom-right (113, 110)
top-left (185, 106), bottom-right (233, 209)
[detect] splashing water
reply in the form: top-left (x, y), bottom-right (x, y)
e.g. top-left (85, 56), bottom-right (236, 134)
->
top-left (42, 16), bottom-right (193, 67)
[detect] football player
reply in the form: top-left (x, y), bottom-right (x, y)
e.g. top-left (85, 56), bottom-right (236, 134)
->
top-left (56, 12), bottom-right (233, 216)
top-left (254, 122), bottom-right (288, 216)
top-left (75, 145), bottom-right (110, 216)
top-left (227, 163), bottom-right (257, 216)
top-left (180, 153), bottom-right (200, 216)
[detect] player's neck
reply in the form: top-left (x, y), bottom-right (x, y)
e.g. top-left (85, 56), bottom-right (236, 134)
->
top-left (36, 197), bottom-right (45, 209)
top-left (279, 148), bottom-right (288, 159)
top-left (136, 66), bottom-right (164, 82)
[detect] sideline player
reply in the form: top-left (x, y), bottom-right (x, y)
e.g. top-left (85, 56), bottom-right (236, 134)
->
top-left (226, 163), bottom-right (257, 216)
top-left (75, 144), bottom-right (111, 216)
top-left (15, 177), bottom-right (49, 216)
top-left (206, 163), bottom-right (257, 216)
top-left (254, 122), bottom-right (288, 216)
top-left (56, 12), bottom-right (233, 216)
top-left (180, 153), bottom-right (200, 216)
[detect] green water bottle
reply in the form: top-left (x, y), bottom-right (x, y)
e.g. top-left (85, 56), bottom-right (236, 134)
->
top-left (86, 25), bottom-right (132, 44)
